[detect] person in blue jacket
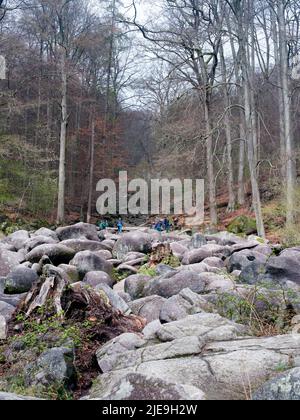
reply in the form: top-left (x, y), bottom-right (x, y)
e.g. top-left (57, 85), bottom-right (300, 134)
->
top-left (117, 218), bottom-right (124, 234)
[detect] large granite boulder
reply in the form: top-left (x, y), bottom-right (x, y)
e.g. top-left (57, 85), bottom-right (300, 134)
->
top-left (25, 244), bottom-right (75, 265)
top-left (113, 232), bottom-right (152, 260)
top-left (253, 368), bottom-right (300, 400)
top-left (4, 267), bottom-right (39, 294)
top-left (70, 251), bottom-right (113, 279)
top-left (0, 249), bottom-right (23, 277)
top-left (143, 270), bottom-right (206, 299)
top-left (56, 223), bottom-right (99, 242)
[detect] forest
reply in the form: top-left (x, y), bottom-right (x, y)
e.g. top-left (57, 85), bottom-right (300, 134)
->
top-left (2, 0), bottom-right (300, 402)
top-left (1, 0), bottom-right (300, 240)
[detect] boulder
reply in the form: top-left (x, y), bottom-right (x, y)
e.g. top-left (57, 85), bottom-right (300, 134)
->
top-left (143, 270), bottom-right (206, 299)
top-left (0, 315), bottom-right (7, 340)
top-left (253, 368), bottom-right (300, 400)
top-left (160, 288), bottom-right (214, 323)
top-left (3, 230), bottom-right (30, 251)
top-left (129, 296), bottom-right (167, 323)
top-left (262, 249), bottom-right (300, 287)
top-left (0, 249), bottom-right (23, 277)
top-left (56, 223), bottom-right (99, 241)
top-left (182, 244), bottom-right (230, 265)
top-left (124, 275), bottom-right (151, 300)
top-left (60, 239), bottom-right (110, 253)
top-left (228, 249), bottom-right (267, 273)
top-left (198, 272), bottom-right (235, 293)
top-left (170, 242), bottom-right (188, 260)
top-left (95, 283), bottom-right (131, 315)
top-left (205, 232), bottom-right (243, 246)
top-left (123, 252), bottom-right (147, 263)
top-left (58, 264), bottom-right (80, 283)
top-left (116, 264), bottom-right (139, 275)
top-left (0, 293), bottom-right (26, 308)
top-left (25, 244), bottom-right (75, 265)
top-left (113, 232), bottom-right (152, 260)
top-left (156, 313), bottom-right (247, 342)
top-left (70, 251), bottom-right (113, 279)
top-left (31, 228), bottom-right (58, 241)
top-left (24, 236), bottom-right (58, 252)
top-left (86, 372), bottom-right (206, 401)
top-left (94, 250), bottom-right (113, 261)
top-left (0, 301), bottom-right (15, 320)
top-left (90, 313), bottom-right (300, 400)
top-left (83, 271), bottom-right (115, 288)
top-left (156, 264), bottom-right (177, 276)
top-left (0, 392), bottom-right (42, 400)
top-left (4, 267), bottom-right (39, 294)
top-left (24, 347), bottom-right (76, 388)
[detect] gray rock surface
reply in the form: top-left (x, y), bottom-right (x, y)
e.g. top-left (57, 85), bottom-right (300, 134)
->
top-left (70, 251), bottom-right (113, 279)
top-left (253, 368), bottom-right (300, 400)
top-left (113, 232), bottom-right (152, 260)
top-left (4, 267), bottom-right (39, 294)
top-left (25, 244), bottom-right (75, 265)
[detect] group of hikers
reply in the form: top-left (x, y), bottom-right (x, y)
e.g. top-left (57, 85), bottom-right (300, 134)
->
top-left (153, 217), bottom-right (172, 233)
top-left (98, 219), bottom-right (124, 234)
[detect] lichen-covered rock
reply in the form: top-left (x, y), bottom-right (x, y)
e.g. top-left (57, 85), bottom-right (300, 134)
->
top-left (24, 347), bottom-right (76, 388)
top-left (86, 372), bottom-right (206, 401)
top-left (4, 267), bottom-right (39, 294)
top-left (124, 275), bottom-right (151, 300)
top-left (253, 368), bottom-right (300, 400)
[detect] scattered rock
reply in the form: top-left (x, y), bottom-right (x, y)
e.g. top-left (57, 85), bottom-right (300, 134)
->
top-left (87, 372), bottom-right (206, 401)
top-left (70, 251), bottom-right (113, 279)
top-left (56, 223), bottom-right (100, 242)
top-left (3, 230), bottom-right (30, 251)
top-left (160, 288), bottom-right (214, 323)
top-left (4, 267), bottom-right (39, 294)
top-left (83, 271), bottom-right (115, 288)
top-left (253, 368), bottom-right (300, 400)
top-left (0, 249), bottom-right (23, 277)
top-left (113, 232), bottom-right (152, 260)
top-left (143, 270), bottom-right (206, 299)
top-left (24, 347), bottom-right (76, 388)
top-left (125, 275), bottom-right (151, 300)
top-left (129, 296), bottom-right (167, 323)
top-left (182, 244), bottom-right (230, 265)
top-left (26, 244), bottom-right (75, 265)
top-left (94, 283), bottom-right (131, 315)
top-left (0, 301), bottom-right (15, 320)
top-left (0, 315), bottom-right (7, 340)
top-left (60, 239), bottom-right (110, 253)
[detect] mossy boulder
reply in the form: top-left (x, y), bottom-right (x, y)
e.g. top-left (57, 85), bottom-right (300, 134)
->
top-left (227, 216), bottom-right (257, 235)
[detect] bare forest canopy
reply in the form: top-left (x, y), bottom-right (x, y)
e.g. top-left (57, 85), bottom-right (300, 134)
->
top-left (0, 0), bottom-right (300, 240)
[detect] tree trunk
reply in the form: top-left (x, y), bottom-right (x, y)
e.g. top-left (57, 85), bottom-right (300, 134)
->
top-left (204, 98), bottom-right (218, 225)
top-left (220, 42), bottom-right (235, 212)
top-left (278, 0), bottom-right (296, 227)
top-left (57, 51), bottom-right (68, 225)
top-left (87, 113), bottom-right (95, 224)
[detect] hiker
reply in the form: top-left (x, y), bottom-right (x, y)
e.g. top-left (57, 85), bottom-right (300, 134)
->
top-left (117, 218), bottom-right (124, 234)
top-left (163, 217), bottom-right (171, 233)
top-left (98, 220), bottom-right (107, 230)
top-left (155, 220), bottom-right (163, 232)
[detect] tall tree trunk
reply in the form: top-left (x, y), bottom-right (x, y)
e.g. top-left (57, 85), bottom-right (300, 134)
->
top-left (227, 13), bottom-right (245, 206)
top-left (278, 0), bottom-right (296, 226)
top-left (220, 42), bottom-right (235, 212)
top-left (204, 98), bottom-right (218, 225)
top-left (57, 50), bottom-right (68, 225)
top-left (87, 112), bottom-right (95, 224)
